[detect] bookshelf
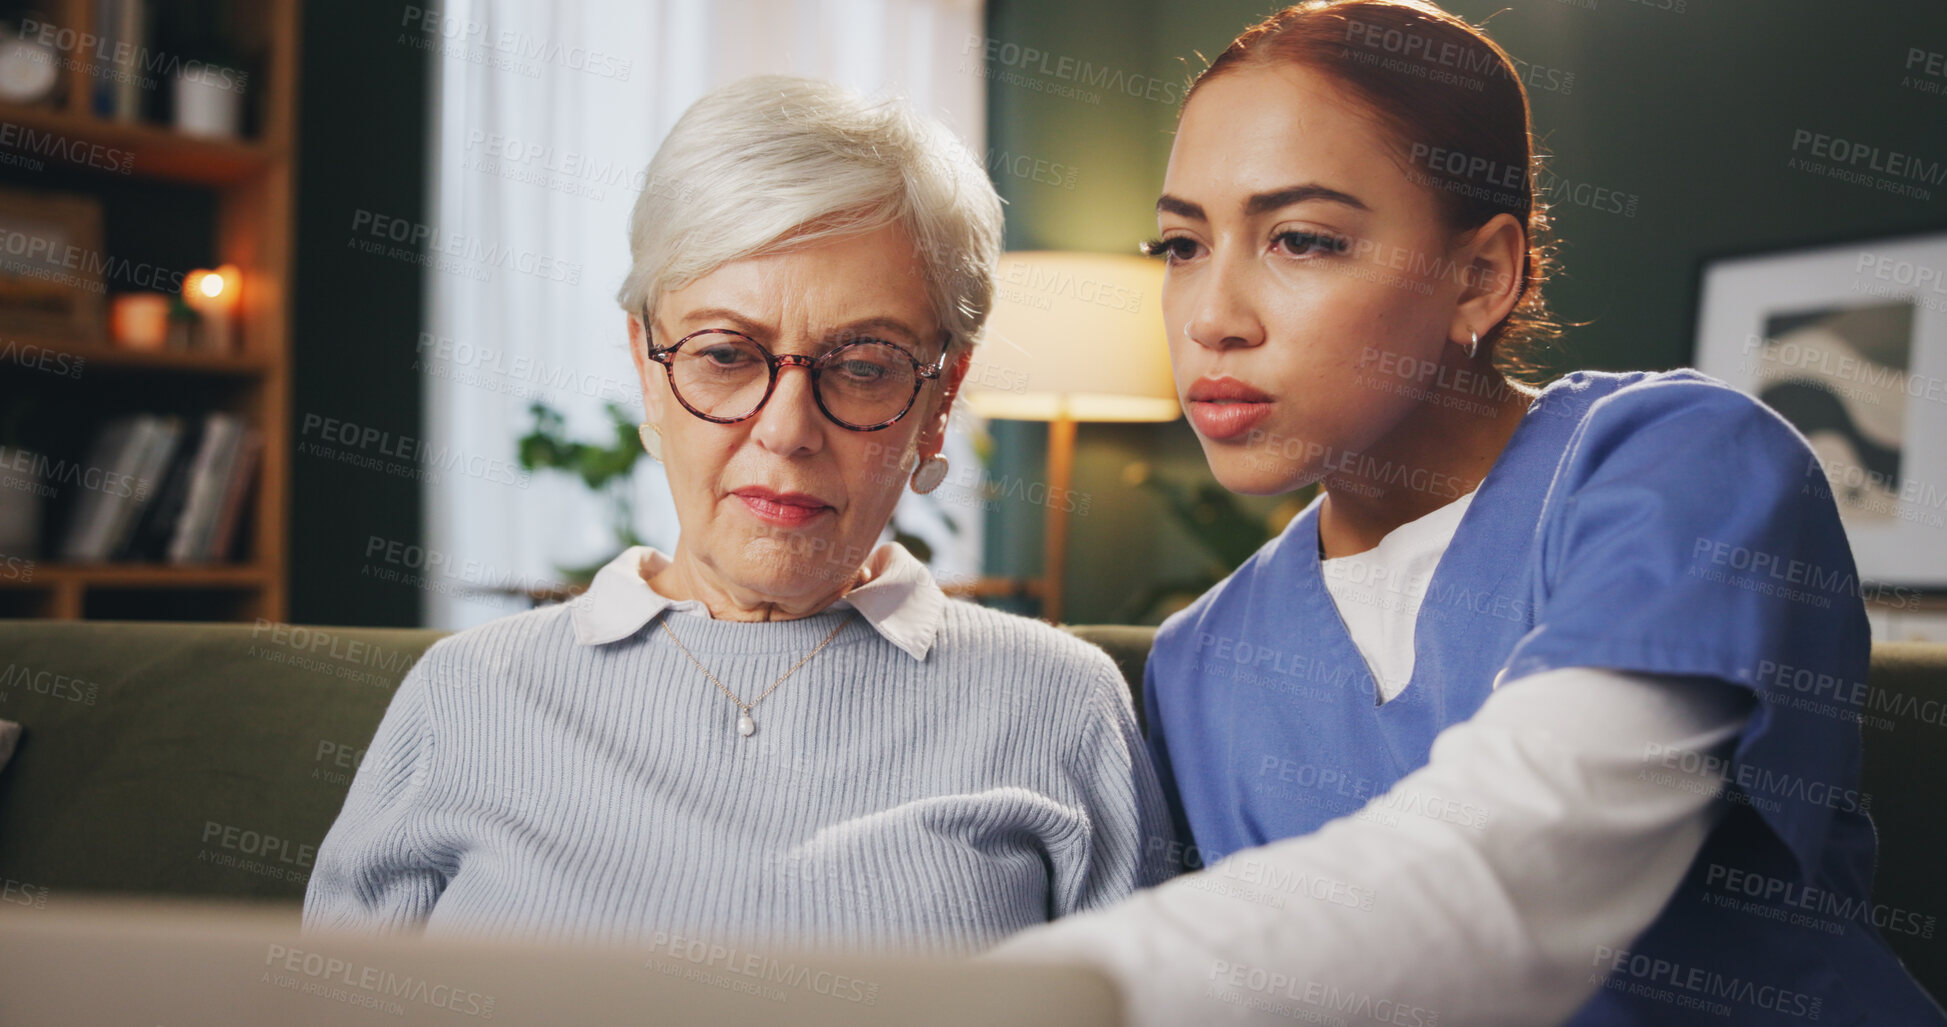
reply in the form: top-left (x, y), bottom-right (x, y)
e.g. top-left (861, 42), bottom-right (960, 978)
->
top-left (0, 0), bottom-right (297, 622)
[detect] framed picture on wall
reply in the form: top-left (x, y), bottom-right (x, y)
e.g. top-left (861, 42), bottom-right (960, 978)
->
top-left (1694, 231), bottom-right (1947, 589)
top-left (0, 187), bottom-right (106, 341)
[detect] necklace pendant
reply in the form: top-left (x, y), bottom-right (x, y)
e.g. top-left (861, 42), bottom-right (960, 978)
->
top-left (737, 711), bottom-right (756, 738)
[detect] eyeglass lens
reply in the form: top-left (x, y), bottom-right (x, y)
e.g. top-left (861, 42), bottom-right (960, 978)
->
top-left (668, 334), bottom-right (921, 427)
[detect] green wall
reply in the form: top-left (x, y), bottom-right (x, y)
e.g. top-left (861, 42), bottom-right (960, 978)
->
top-left (289, 0), bottom-right (429, 626)
top-left (983, 0), bottom-right (1947, 624)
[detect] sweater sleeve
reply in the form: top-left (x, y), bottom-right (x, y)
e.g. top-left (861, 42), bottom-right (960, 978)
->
top-left (989, 667), bottom-right (1749, 1026)
top-left (302, 649), bottom-right (446, 934)
top-left (1048, 660), bottom-right (1182, 919)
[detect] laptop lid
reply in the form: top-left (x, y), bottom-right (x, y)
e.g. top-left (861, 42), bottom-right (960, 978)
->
top-left (0, 898), bottom-right (1121, 1026)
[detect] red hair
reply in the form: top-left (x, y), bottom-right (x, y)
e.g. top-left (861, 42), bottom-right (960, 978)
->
top-left (1191, 0), bottom-right (1558, 370)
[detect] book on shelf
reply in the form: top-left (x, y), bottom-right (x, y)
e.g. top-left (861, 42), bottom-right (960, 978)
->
top-left (56, 411), bottom-right (260, 565)
top-left (57, 413), bottom-right (175, 561)
top-left (54, 415), bottom-right (131, 561)
top-left (91, 0), bottom-right (148, 123)
top-left (102, 412), bottom-right (179, 554)
top-left (169, 414), bottom-right (260, 563)
top-left (115, 0), bottom-right (145, 121)
top-left (206, 425), bottom-right (261, 560)
top-left (122, 414), bottom-right (203, 560)
top-left (167, 411), bottom-right (255, 564)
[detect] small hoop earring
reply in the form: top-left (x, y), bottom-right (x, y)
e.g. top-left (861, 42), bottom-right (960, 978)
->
top-left (638, 422), bottom-right (664, 462)
top-left (910, 454), bottom-right (948, 494)
top-left (1466, 330), bottom-right (1480, 361)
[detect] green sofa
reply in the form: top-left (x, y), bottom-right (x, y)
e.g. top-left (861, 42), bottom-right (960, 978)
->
top-left (1, 620), bottom-right (1941, 1005)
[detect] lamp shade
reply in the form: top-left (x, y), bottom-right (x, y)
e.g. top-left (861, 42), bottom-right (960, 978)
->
top-left (965, 251), bottom-right (1180, 422)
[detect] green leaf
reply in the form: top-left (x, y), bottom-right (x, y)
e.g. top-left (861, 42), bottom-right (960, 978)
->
top-left (893, 530), bottom-right (934, 564)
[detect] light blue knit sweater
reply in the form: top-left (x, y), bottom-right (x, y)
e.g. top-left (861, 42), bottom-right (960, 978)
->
top-left (303, 599), bottom-right (1175, 954)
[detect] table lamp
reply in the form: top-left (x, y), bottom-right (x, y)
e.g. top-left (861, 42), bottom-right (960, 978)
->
top-left (963, 251), bottom-right (1180, 622)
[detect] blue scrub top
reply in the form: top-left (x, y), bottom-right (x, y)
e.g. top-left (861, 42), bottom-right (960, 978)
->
top-left (1146, 370), bottom-right (1944, 1025)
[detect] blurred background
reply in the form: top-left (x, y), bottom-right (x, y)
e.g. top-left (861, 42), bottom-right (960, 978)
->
top-left (1, 0), bottom-right (1943, 635)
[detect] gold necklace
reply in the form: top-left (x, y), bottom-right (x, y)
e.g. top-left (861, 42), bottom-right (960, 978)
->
top-left (658, 612), bottom-right (856, 738)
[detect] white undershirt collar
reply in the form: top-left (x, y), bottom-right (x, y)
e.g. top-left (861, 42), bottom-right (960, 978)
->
top-left (1320, 491), bottom-right (1478, 702)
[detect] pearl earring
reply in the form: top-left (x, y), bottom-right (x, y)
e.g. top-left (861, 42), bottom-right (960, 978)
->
top-left (910, 454), bottom-right (948, 494)
top-left (638, 422), bottom-right (664, 462)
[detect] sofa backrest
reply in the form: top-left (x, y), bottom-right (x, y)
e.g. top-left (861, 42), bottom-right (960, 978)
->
top-left (0, 621), bottom-right (1940, 1004)
top-left (0, 621), bottom-right (442, 904)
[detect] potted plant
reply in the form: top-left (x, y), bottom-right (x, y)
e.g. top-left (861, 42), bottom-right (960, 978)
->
top-left (516, 401), bottom-right (649, 585)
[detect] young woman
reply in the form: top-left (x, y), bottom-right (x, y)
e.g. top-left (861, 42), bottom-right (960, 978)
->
top-left (993, 2), bottom-right (1946, 1023)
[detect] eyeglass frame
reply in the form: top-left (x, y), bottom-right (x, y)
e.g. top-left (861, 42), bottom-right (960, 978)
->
top-left (641, 314), bottom-right (948, 432)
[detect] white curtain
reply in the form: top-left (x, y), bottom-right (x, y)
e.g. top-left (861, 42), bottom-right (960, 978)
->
top-left (423, 0), bottom-right (987, 629)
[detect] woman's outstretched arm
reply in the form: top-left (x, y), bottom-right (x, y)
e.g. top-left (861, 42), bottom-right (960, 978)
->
top-left (989, 668), bottom-right (1750, 1027)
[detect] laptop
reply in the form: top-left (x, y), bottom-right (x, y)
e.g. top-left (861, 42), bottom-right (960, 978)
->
top-left (0, 898), bottom-right (1120, 1026)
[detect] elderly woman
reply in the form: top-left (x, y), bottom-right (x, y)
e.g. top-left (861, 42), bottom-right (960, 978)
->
top-left (303, 76), bottom-right (1173, 954)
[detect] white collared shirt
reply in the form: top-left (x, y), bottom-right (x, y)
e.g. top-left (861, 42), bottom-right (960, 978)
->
top-left (567, 541), bottom-right (948, 662)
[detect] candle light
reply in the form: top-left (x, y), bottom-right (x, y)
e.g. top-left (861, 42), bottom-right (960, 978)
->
top-left (182, 264), bottom-right (241, 353)
top-left (110, 293), bottom-right (171, 350)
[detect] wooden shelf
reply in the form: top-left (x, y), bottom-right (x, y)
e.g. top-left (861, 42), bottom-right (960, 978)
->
top-left (0, 101), bottom-right (278, 186)
top-left (5, 334), bottom-right (269, 376)
top-left (0, 562), bottom-right (270, 588)
top-left (0, 0), bottom-right (298, 624)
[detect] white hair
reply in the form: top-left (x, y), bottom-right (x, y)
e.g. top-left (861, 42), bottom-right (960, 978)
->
top-left (615, 76), bottom-right (1004, 355)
